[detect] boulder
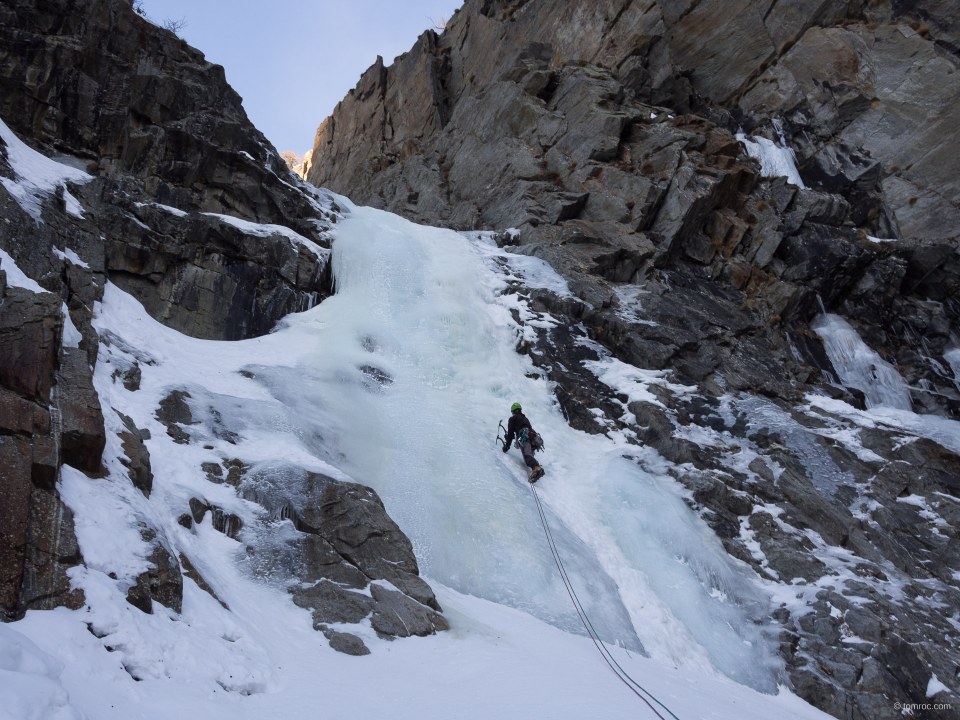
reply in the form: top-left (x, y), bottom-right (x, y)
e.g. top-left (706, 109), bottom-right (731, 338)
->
top-left (369, 584), bottom-right (449, 638)
top-left (293, 472), bottom-right (442, 612)
top-left (318, 625), bottom-right (370, 656)
top-left (125, 530), bottom-right (182, 615)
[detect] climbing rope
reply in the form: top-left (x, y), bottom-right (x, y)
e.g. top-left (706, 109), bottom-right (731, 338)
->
top-left (529, 483), bottom-right (681, 720)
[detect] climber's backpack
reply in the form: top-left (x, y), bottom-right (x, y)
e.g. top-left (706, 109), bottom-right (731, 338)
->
top-left (530, 430), bottom-right (544, 452)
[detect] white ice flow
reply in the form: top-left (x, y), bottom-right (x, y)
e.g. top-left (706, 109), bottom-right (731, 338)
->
top-left (9, 200), bottom-right (831, 720)
top-left (946, 346), bottom-right (960, 392)
top-left (809, 315), bottom-right (960, 459)
top-left (812, 313), bottom-right (912, 411)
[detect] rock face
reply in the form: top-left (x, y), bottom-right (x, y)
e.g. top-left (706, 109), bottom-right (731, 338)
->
top-left (0, 275), bottom-right (84, 621)
top-left (307, 0), bottom-right (959, 716)
top-left (125, 529), bottom-right (182, 615)
top-left (0, 0), bottom-right (446, 657)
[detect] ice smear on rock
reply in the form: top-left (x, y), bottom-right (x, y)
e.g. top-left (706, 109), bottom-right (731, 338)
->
top-left (812, 313), bottom-right (912, 411)
top-left (946, 346), bottom-right (960, 392)
top-left (737, 395), bottom-right (854, 496)
top-left (736, 120), bottom-right (805, 189)
top-left (0, 115), bottom-right (92, 222)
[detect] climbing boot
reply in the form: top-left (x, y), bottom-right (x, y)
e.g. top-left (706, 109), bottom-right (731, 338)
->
top-left (528, 466), bottom-right (544, 483)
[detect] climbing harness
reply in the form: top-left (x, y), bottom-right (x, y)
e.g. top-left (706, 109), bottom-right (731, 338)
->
top-left (518, 427), bottom-right (545, 452)
top-left (528, 483), bottom-right (681, 720)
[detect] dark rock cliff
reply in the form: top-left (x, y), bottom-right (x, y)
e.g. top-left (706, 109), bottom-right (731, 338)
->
top-left (0, 0), bottom-right (445, 656)
top-left (306, 0), bottom-right (960, 717)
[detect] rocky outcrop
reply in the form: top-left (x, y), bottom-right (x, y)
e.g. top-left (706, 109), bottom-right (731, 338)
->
top-left (245, 469), bottom-right (448, 655)
top-left (0, 0), bottom-right (338, 344)
top-left (116, 411), bottom-right (153, 497)
top-left (306, 0), bottom-right (959, 415)
top-left (0, 0), bottom-right (329, 621)
top-left (125, 528), bottom-right (182, 615)
top-left (306, 0), bottom-right (959, 715)
top-left (0, 0), bottom-right (321, 234)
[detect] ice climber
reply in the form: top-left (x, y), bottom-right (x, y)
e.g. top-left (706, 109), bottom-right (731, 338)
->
top-left (502, 402), bottom-right (545, 482)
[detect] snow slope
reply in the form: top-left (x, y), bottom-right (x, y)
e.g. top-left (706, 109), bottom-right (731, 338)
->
top-left (7, 199), bottom-right (833, 720)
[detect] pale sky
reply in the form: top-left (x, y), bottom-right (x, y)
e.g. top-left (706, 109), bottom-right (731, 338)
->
top-left (142, 0), bottom-right (463, 155)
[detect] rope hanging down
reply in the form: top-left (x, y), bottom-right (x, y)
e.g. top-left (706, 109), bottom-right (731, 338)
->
top-left (529, 483), bottom-right (681, 720)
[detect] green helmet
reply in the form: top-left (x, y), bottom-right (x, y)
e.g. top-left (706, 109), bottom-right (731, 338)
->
top-left (511, 402), bottom-right (522, 412)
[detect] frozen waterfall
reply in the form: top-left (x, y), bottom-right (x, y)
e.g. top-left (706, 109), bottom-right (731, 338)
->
top-left (238, 200), bottom-right (783, 691)
top-left (812, 313), bottom-right (912, 411)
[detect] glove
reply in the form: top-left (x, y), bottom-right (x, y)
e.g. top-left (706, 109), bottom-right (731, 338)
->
top-left (502, 443), bottom-right (509, 453)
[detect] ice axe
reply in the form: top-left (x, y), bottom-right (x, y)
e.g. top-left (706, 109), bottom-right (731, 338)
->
top-left (496, 419), bottom-right (507, 447)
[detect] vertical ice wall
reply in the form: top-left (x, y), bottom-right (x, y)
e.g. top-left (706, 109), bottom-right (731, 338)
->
top-left (248, 201), bottom-right (783, 692)
top-left (812, 314), bottom-right (912, 411)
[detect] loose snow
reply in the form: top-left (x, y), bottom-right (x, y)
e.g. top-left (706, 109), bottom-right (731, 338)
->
top-left (583, 355), bottom-right (692, 409)
top-left (62, 190), bottom-right (84, 218)
top-left (466, 231), bottom-right (573, 298)
top-left (52, 247), bottom-right (90, 269)
top-left (0, 623), bottom-right (80, 720)
top-left (60, 304), bottom-right (82, 348)
top-left (135, 202), bottom-right (188, 218)
top-left (928, 673), bottom-right (950, 698)
top-left (201, 212), bottom-right (329, 261)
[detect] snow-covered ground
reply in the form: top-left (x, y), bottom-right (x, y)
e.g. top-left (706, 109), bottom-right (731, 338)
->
top-left (4, 585), bottom-right (828, 720)
top-left (5, 199), bottom-right (837, 719)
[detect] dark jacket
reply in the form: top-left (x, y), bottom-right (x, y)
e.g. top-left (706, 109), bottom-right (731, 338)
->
top-left (504, 411), bottom-right (533, 447)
